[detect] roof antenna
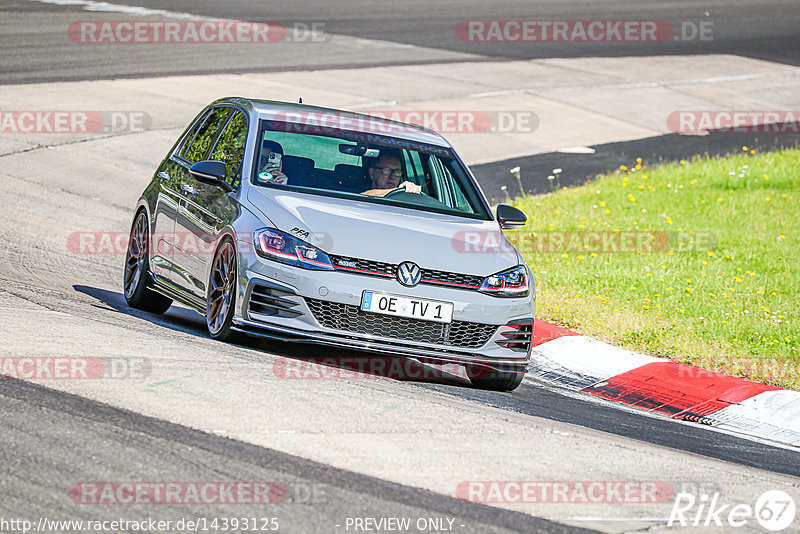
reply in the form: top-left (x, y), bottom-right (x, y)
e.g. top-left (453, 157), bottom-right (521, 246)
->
top-left (299, 97), bottom-right (303, 104)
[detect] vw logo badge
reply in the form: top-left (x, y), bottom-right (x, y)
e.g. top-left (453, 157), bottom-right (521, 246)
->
top-left (397, 261), bottom-right (422, 287)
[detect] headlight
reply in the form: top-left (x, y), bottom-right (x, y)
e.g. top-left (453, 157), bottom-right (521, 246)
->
top-left (478, 265), bottom-right (530, 297)
top-left (253, 228), bottom-right (334, 271)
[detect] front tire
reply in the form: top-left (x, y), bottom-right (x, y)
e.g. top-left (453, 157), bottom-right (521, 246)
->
top-left (206, 238), bottom-right (238, 341)
top-left (123, 210), bottom-right (172, 314)
top-left (466, 364), bottom-right (526, 391)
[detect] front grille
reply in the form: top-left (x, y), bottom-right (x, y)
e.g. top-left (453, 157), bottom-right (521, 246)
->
top-left (305, 298), bottom-right (498, 349)
top-left (329, 255), bottom-right (484, 291)
top-left (422, 268), bottom-right (484, 289)
top-left (330, 256), bottom-right (395, 279)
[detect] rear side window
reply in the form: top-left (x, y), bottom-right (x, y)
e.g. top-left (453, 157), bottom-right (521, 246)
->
top-left (181, 107), bottom-right (232, 163)
top-left (209, 110), bottom-right (248, 188)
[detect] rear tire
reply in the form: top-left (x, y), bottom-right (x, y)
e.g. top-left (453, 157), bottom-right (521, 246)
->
top-left (123, 210), bottom-right (172, 314)
top-left (466, 364), bottom-right (525, 391)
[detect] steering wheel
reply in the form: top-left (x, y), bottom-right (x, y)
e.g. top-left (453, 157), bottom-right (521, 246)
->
top-left (382, 187), bottom-right (450, 209)
top-left (384, 186), bottom-right (409, 198)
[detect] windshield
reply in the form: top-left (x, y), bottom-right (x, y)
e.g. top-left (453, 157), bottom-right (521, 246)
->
top-left (252, 119), bottom-right (491, 220)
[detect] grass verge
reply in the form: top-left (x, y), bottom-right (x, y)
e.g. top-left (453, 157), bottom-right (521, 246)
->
top-left (508, 146), bottom-right (799, 389)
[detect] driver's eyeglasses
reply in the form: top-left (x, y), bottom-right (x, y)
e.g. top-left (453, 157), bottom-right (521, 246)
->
top-left (374, 166), bottom-right (403, 178)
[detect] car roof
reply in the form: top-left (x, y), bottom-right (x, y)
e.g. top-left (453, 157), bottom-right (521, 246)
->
top-left (213, 97), bottom-right (452, 149)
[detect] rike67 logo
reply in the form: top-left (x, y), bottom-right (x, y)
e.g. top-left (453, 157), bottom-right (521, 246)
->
top-left (669, 490), bottom-right (796, 531)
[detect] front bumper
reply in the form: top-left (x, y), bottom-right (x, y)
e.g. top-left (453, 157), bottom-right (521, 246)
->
top-left (234, 251), bottom-right (535, 369)
top-left (232, 317), bottom-right (530, 370)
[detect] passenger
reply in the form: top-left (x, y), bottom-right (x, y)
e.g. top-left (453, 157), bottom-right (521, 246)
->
top-left (256, 140), bottom-right (289, 185)
top-left (361, 151), bottom-right (421, 197)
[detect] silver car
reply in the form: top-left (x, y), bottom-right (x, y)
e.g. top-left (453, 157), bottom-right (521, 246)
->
top-left (124, 97), bottom-right (535, 391)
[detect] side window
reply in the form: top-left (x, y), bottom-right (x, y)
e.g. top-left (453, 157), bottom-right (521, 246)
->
top-left (450, 173), bottom-right (472, 211)
top-left (403, 150), bottom-right (425, 184)
top-left (181, 107), bottom-right (232, 163)
top-left (427, 156), bottom-right (474, 213)
top-left (439, 159), bottom-right (471, 211)
top-left (209, 110), bottom-right (248, 188)
top-left (175, 112), bottom-right (206, 159)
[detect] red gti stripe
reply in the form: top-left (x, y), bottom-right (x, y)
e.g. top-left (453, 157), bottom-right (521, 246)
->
top-left (421, 278), bottom-right (480, 288)
top-left (336, 265), bottom-right (393, 277)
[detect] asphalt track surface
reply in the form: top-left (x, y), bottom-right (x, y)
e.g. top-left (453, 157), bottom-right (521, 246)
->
top-left (2, 0), bottom-right (800, 85)
top-left (2, 1), bottom-right (800, 532)
top-left (0, 378), bottom-right (584, 534)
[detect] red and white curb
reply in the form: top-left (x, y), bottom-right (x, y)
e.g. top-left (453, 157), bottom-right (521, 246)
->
top-left (527, 321), bottom-right (800, 448)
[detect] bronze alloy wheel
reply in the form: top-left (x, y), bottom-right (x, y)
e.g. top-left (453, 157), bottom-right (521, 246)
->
top-left (207, 239), bottom-right (237, 340)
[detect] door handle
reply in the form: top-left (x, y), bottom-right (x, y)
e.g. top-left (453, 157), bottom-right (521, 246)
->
top-left (158, 171), bottom-right (171, 181)
top-left (182, 184), bottom-right (195, 195)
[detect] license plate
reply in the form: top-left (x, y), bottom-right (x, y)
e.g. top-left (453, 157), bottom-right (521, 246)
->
top-left (361, 291), bottom-right (453, 324)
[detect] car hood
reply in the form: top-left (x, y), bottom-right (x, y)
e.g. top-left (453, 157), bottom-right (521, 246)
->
top-left (246, 187), bottom-right (522, 276)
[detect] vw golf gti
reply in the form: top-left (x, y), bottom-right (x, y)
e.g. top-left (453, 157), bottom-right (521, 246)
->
top-left (123, 97), bottom-right (535, 391)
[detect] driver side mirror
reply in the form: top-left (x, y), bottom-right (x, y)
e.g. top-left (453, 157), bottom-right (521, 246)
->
top-left (496, 204), bottom-right (527, 229)
top-left (189, 160), bottom-right (234, 192)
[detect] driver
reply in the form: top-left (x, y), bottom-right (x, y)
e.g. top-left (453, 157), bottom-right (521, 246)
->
top-left (361, 151), bottom-right (421, 197)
